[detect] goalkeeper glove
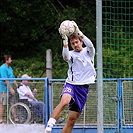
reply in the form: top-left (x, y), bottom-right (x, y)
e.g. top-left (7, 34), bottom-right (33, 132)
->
top-left (71, 21), bottom-right (83, 37)
top-left (62, 34), bottom-right (68, 45)
top-left (59, 28), bottom-right (68, 45)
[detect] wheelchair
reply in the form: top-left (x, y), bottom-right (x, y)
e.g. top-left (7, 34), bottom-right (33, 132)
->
top-left (9, 98), bottom-right (44, 124)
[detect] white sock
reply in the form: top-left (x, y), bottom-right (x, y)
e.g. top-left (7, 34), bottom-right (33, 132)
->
top-left (47, 118), bottom-right (56, 127)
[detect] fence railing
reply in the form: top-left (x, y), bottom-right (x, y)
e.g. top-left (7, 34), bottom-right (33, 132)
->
top-left (0, 78), bottom-right (133, 133)
top-left (49, 78), bottom-right (133, 133)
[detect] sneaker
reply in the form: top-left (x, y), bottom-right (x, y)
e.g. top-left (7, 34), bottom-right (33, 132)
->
top-left (45, 125), bottom-right (52, 133)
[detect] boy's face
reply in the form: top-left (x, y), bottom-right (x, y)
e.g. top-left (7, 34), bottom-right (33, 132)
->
top-left (6, 57), bottom-right (12, 65)
top-left (70, 37), bottom-right (83, 52)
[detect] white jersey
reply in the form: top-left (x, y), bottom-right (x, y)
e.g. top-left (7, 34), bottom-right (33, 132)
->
top-left (17, 83), bottom-right (35, 102)
top-left (62, 36), bottom-right (96, 85)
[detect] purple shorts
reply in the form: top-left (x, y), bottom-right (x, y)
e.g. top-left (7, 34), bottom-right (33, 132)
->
top-left (61, 82), bottom-right (89, 113)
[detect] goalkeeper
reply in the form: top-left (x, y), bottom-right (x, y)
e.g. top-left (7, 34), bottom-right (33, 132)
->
top-left (45, 21), bottom-right (96, 133)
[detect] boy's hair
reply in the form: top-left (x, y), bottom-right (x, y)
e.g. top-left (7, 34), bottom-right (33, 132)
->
top-left (3, 55), bottom-right (12, 62)
top-left (68, 33), bottom-right (82, 42)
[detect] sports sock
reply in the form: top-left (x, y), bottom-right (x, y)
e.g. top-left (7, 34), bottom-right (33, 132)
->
top-left (47, 118), bottom-right (56, 127)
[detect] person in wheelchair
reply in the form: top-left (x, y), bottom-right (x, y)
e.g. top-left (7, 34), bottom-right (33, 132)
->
top-left (17, 74), bottom-right (45, 122)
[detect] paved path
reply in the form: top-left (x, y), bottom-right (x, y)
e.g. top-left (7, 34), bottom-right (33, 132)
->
top-left (0, 124), bottom-right (45, 133)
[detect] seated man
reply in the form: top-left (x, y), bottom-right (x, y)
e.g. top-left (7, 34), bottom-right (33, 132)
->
top-left (17, 74), bottom-right (45, 122)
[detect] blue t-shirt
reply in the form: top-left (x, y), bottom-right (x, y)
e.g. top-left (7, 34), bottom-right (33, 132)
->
top-left (0, 64), bottom-right (15, 92)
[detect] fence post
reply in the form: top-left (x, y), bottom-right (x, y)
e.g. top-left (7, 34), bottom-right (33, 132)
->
top-left (96, 0), bottom-right (103, 133)
top-left (117, 79), bottom-right (123, 133)
top-left (46, 49), bottom-right (53, 117)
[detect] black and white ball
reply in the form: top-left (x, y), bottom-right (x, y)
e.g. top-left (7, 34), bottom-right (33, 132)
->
top-left (59, 20), bottom-right (75, 36)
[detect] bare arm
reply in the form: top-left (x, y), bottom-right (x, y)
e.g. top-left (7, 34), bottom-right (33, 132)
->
top-left (5, 80), bottom-right (15, 95)
top-left (13, 80), bottom-right (18, 88)
top-left (32, 88), bottom-right (37, 96)
top-left (25, 92), bottom-right (38, 101)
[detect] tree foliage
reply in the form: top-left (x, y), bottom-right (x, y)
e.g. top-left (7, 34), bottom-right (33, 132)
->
top-left (0, 0), bottom-right (96, 78)
top-left (1, 0), bottom-right (132, 78)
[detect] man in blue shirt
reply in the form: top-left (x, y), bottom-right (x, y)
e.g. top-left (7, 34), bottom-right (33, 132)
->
top-left (0, 55), bottom-right (18, 123)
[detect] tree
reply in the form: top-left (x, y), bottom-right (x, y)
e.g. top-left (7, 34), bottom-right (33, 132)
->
top-left (0, 0), bottom-right (96, 78)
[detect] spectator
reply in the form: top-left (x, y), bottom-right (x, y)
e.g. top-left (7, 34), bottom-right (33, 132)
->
top-left (17, 74), bottom-right (45, 122)
top-left (0, 55), bottom-right (18, 124)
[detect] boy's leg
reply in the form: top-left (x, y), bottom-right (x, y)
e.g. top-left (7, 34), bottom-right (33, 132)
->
top-left (0, 93), bottom-right (7, 123)
top-left (0, 104), bottom-right (4, 122)
top-left (45, 94), bottom-right (72, 133)
top-left (62, 110), bottom-right (80, 133)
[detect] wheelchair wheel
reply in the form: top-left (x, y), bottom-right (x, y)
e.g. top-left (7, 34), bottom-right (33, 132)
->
top-left (9, 102), bottom-right (31, 124)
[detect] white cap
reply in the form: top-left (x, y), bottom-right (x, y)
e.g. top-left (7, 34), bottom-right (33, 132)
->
top-left (21, 74), bottom-right (31, 78)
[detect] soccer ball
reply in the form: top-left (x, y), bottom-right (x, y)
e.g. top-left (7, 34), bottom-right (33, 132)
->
top-left (59, 20), bottom-right (75, 36)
